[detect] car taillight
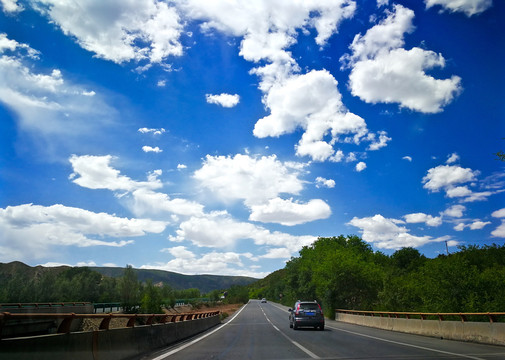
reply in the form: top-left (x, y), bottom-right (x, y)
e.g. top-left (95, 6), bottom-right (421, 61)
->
top-left (317, 303), bottom-right (323, 315)
top-left (295, 304), bottom-right (300, 315)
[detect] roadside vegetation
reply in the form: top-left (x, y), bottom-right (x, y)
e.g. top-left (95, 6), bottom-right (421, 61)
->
top-left (2, 235), bottom-right (505, 317)
top-left (249, 235), bottom-right (505, 318)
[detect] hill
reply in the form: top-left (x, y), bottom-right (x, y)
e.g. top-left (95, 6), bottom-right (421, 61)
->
top-left (89, 266), bottom-right (258, 293)
top-left (0, 262), bottom-right (258, 294)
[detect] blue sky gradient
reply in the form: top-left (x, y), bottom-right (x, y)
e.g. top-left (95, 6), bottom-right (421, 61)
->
top-left (1, 0), bottom-right (504, 277)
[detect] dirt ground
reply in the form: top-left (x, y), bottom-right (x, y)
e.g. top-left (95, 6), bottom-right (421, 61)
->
top-left (80, 303), bottom-right (243, 331)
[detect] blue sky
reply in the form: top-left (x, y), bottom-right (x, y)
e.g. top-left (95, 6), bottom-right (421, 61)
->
top-left (0, 0), bottom-right (504, 278)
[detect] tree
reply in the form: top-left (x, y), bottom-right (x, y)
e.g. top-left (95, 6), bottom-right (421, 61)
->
top-left (140, 279), bottom-right (163, 314)
top-left (119, 265), bottom-right (140, 313)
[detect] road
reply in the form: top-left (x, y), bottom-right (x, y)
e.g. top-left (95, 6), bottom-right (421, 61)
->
top-left (143, 300), bottom-right (505, 360)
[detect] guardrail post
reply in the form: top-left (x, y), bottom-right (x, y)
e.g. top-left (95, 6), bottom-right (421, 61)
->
top-left (487, 313), bottom-right (495, 323)
top-left (99, 314), bottom-right (112, 330)
top-left (58, 313), bottom-right (75, 333)
top-left (127, 315), bottom-right (136, 327)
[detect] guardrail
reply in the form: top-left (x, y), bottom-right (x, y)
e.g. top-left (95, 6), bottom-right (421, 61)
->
top-left (0, 310), bottom-right (219, 339)
top-left (335, 309), bottom-right (505, 323)
top-left (0, 302), bottom-right (91, 309)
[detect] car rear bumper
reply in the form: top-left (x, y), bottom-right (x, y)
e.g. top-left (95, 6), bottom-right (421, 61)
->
top-left (293, 317), bottom-right (324, 327)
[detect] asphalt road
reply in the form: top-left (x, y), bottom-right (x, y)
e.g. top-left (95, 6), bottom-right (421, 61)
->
top-left (143, 300), bottom-right (505, 360)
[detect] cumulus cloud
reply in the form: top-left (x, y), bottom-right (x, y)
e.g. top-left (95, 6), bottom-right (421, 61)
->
top-left (168, 211), bottom-right (316, 257)
top-left (194, 154), bottom-right (305, 206)
top-left (138, 127), bottom-right (166, 135)
top-left (425, 0), bottom-right (492, 16)
top-left (1, 0), bottom-right (23, 13)
top-left (253, 69), bottom-right (375, 162)
top-left (443, 204), bottom-right (466, 218)
top-left (315, 176), bottom-right (336, 188)
top-left (0, 204), bottom-right (165, 262)
top-left (422, 164), bottom-right (478, 192)
top-left (142, 146), bottom-right (163, 153)
top-left (249, 198), bottom-right (331, 226)
top-left (142, 246), bottom-right (266, 277)
top-left (69, 155), bottom-right (204, 218)
top-left (446, 152), bottom-right (460, 164)
top-left (348, 214), bottom-right (450, 249)
top-left (31, 0), bottom-right (184, 64)
top-left (356, 162), bottom-right (367, 172)
top-left (403, 156), bottom-right (412, 162)
top-left (206, 93), bottom-right (240, 108)
top-left (341, 4), bottom-right (461, 113)
top-left (454, 220), bottom-right (491, 231)
top-left (404, 212), bottom-right (442, 227)
top-left (491, 208), bottom-right (505, 238)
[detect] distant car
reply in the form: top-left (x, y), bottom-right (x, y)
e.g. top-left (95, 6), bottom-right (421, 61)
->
top-left (288, 300), bottom-right (324, 330)
top-left (261, 298), bottom-right (267, 303)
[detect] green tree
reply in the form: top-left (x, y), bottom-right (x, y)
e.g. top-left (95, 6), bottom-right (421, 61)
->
top-left (119, 265), bottom-right (140, 313)
top-left (140, 279), bottom-right (163, 313)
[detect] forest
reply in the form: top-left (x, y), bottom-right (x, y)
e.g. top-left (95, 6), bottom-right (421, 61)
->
top-left (249, 235), bottom-right (505, 318)
top-left (2, 235), bottom-right (505, 317)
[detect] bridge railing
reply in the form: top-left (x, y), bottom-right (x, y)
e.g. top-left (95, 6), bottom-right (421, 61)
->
top-left (0, 302), bottom-right (91, 309)
top-left (335, 309), bottom-right (505, 323)
top-left (0, 310), bottom-right (220, 339)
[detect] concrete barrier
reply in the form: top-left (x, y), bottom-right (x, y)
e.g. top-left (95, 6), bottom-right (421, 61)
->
top-left (0, 314), bottom-right (221, 360)
top-left (335, 312), bottom-right (505, 346)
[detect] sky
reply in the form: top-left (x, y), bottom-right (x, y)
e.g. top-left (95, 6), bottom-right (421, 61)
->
top-left (0, 0), bottom-right (504, 279)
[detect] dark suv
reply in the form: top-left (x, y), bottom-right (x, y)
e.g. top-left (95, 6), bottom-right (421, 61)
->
top-left (288, 300), bottom-right (324, 330)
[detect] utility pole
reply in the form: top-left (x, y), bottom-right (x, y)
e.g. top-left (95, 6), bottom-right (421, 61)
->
top-left (445, 240), bottom-right (450, 255)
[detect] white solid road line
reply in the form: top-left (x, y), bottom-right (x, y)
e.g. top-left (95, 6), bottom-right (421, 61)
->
top-left (261, 304), bottom-right (320, 359)
top-left (326, 325), bottom-right (486, 360)
top-left (149, 303), bottom-right (248, 360)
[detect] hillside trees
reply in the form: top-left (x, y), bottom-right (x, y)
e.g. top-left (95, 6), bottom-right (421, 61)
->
top-left (256, 236), bottom-right (505, 315)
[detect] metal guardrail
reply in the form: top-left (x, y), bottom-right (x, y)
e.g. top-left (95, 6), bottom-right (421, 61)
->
top-left (0, 310), bottom-right (220, 339)
top-left (336, 309), bottom-right (505, 323)
top-left (0, 302), bottom-right (91, 309)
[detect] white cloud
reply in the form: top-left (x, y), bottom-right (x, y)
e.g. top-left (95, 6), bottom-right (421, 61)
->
top-left (356, 162), bottom-right (367, 172)
top-left (206, 93), bottom-right (240, 108)
top-left (138, 127), bottom-right (166, 135)
top-left (0, 204), bottom-right (165, 262)
top-left (1, 0), bottom-right (23, 13)
top-left (194, 154), bottom-right (305, 206)
top-left (0, 35), bottom-right (116, 158)
top-left (341, 4), bottom-right (462, 113)
top-left (425, 0), bottom-right (492, 16)
top-left (315, 176), bottom-right (336, 188)
top-left (253, 69), bottom-right (371, 162)
top-left (348, 214), bottom-right (450, 249)
top-left (446, 186), bottom-right (472, 198)
top-left (422, 164), bottom-right (478, 192)
top-left (249, 198), bottom-right (331, 226)
top-left (454, 220), bottom-right (491, 231)
top-left (177, 164), bottom-right (187, 170)
top-left (403, 156), bottom-right (412, 162)
top-left (69, 155), bottom-right (204, 218)
top-left (443, 204), bottom-right (466, 218)
top-left (142, 145), bottom-right (163, 153)
top-left (169, 212), bottom-right (316, 255)
top-left (157, 80), bottom-right (166, 87)
top-left (32, 0), bottom-right (184, 64)
top-left (492, 208), bottom-right (505, 218)
top-left (404, 212), bottom-right (442, 227)
top-left (367, 131), bottom-right (391, 151)
top-left (446, 152), bottom-right (460, 164)
top-left (492, 221), bottom-right (505, 238)
top-left (144, 246), bottom-right (266, 277)
top-left (69, 155), bottom-right (162, 192)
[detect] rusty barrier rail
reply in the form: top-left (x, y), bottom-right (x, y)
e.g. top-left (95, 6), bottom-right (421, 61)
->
top-left (336, 309), bottom-right (505, 323)
top-left (0, 310), bottom-right (220, 339)
top-left (0, 302), bottom-right (91, 309)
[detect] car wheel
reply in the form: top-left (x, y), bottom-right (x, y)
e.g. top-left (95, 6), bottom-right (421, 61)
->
top-left (289, 322), bottom-right (293, 328)
top-left (293, 322), bottom-right (298, 330)
top-left (319, 325), bottom-right (324, 331)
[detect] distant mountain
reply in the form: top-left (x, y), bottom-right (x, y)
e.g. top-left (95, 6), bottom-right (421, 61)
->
top-left (90, 266), bottom-right (258, 293)
top-left (0, 262), bottom-right (259, 294)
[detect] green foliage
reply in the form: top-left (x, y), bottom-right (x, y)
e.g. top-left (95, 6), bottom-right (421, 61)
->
top-left (119, 265), bottom-right (141, 313)
top-left (249, 236), bottom-right (505, 314)
top-left (140, 279), bottom-right (163, 313)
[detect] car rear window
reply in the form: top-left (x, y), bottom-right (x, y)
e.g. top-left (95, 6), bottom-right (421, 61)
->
top-left (299, 303), bottom-right (319, 310)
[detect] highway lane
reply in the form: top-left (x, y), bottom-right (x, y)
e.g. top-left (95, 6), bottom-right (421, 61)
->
top-left (143, 300), bottom-right (505, 360)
